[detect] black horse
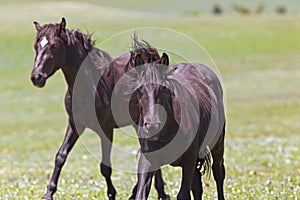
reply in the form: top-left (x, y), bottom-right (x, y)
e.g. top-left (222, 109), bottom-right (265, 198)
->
top-left (128, 52), bottom-right (226, 200)
top-left (30, 18), bottom-right (169, 200)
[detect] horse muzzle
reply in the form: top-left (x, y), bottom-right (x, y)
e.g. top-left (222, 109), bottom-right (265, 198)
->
top-left (31, 72), bottom-right (46, 88)
top-left (147, 135), bottom-right (160, 141)
top-left (144, 122), bottom-right (161, 141)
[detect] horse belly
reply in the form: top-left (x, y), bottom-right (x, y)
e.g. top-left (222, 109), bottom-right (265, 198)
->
top-left (199, 105), bottom-right (225, 155)
top-left (72, 100), bottom-right (100, 131)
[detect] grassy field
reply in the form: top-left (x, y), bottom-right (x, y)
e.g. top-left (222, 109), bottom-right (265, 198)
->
top-left (0, 1), bottom-right (300, 199)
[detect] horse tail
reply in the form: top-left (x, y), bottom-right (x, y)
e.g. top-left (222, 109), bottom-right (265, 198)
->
top-left (197, 146), bottom-right (212, 177)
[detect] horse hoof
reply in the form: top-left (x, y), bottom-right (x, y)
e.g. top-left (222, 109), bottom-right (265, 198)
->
top-left (159, 194), bottom-right (170, 200)
top-left (108, 194), bottom-right (116, 200)
top-left (42, 194), bottom-right (53, 200)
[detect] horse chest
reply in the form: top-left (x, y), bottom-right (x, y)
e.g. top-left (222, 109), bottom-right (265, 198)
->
top-left (67, 95), bottom-right (99, 130)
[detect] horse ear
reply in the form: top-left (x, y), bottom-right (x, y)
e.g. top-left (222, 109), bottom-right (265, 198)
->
top-left (135, 54), bottom-right (145, 67)
top-left (34, 21), bottom-right (42, 32)
top-left (159, 53), bottom-right (169, 66)
top-left (59, 17), bottom-right (66, 33)
top-left (134, 54), bottom-right (145, 74)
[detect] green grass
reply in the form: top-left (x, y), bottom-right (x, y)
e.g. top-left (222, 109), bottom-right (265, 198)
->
top-left (1, 1), bottom-right (300, 199)
top-left (1, 0), bottom-right (300, 14)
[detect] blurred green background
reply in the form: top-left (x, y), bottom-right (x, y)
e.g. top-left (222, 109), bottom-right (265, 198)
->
top-left (0, 0), bottom-right (299, 199)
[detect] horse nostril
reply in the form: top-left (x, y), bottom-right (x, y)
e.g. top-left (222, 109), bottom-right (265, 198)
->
top-left (36, 74), bottom-right (43, 82)
top-left (31, 74), bottom-right (43, 82)
top-left (30, 75), bottom-right (35, 82)
top-left (144, 122), bottom-right (161, 133)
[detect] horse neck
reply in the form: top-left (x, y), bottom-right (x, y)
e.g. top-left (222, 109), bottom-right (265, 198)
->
top-left (61, 46), bottom-right (90, 90)
top-left (93, 52), bottom-right (131, 109)
top-left (108, 52), bottom-right (131, 83)
top-left (96, 52), bottom-right (131, 97)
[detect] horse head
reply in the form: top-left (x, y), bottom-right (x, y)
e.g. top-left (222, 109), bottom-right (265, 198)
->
top-left (30, 17), bottom-right (67, 87)
top-left (133, 52), bottom-right (171, 141)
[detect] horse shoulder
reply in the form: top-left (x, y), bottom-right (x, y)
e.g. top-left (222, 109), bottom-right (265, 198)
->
top-left (64, 89), bottom-right (72, 116)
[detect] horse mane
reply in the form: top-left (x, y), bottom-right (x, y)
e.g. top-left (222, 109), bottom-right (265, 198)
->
top-left (66, 29), bottom-right (94, 54)
top-left (35, 23), bottom-right (95, 56)
top-left (129, 34), bottom-right (160, 67)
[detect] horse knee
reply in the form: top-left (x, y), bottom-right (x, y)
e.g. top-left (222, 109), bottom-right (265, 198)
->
top-left (100, 163), bottom-right (112, 178)
top-left (55, 152), bottom-right (67, 168)
top-left (47, 181), bottom-right (57, 194)
top-left (129, 184), bottom-right (138, 199)
top-left (177, 191), bottom-right (191, 200)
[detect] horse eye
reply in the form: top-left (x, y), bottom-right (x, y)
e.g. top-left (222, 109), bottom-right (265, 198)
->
top-left (159, 86), bottom-right (166, 94)
top-left (136, 89), bottom-right (143, 97)
top-left (51, 44), bottom-right (59, 49)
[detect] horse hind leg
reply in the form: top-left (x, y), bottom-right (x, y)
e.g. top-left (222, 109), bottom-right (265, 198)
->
top-left (177, 147), bottom-right (198, 200)
top-left (99, 129), bottom-right (116, 200)
top-left (211, 123), bottom-right (226, 200)
top-left (191, 152), bottom-right (211, 200)
top-left (42, 120), bottom-right (82, 200)
top-left (100, 163), bottom-right (116, 199)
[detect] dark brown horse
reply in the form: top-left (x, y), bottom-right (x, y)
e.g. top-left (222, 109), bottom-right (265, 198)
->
top-left (30, 18), bottom-right (169, 200)
top-left (128, 52), bottom-right (226, 200)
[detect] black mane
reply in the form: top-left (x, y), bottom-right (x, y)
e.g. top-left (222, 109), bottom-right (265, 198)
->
top-left (129, 34), bottom-right (160, 67)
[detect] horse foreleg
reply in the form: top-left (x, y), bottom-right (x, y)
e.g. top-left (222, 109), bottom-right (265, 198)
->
top-left (154, 169), bottom-right (170, 200)
top-left (211, 124), bottom-right (226, 200)
top-left (131, 169), bottom-right (169, 200)
top-left (177, 150), bottom-right (197, 200)
top-left (130, 153), bottom-right (155, 200)
top-left (99, 128), bottom-right (116, 200)
top-left (42, 119), bottom-right (82, 200)
top-left (191, 169), bottom-right (203, 200)
top-left (132, 125), bottom-right (169, 199)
